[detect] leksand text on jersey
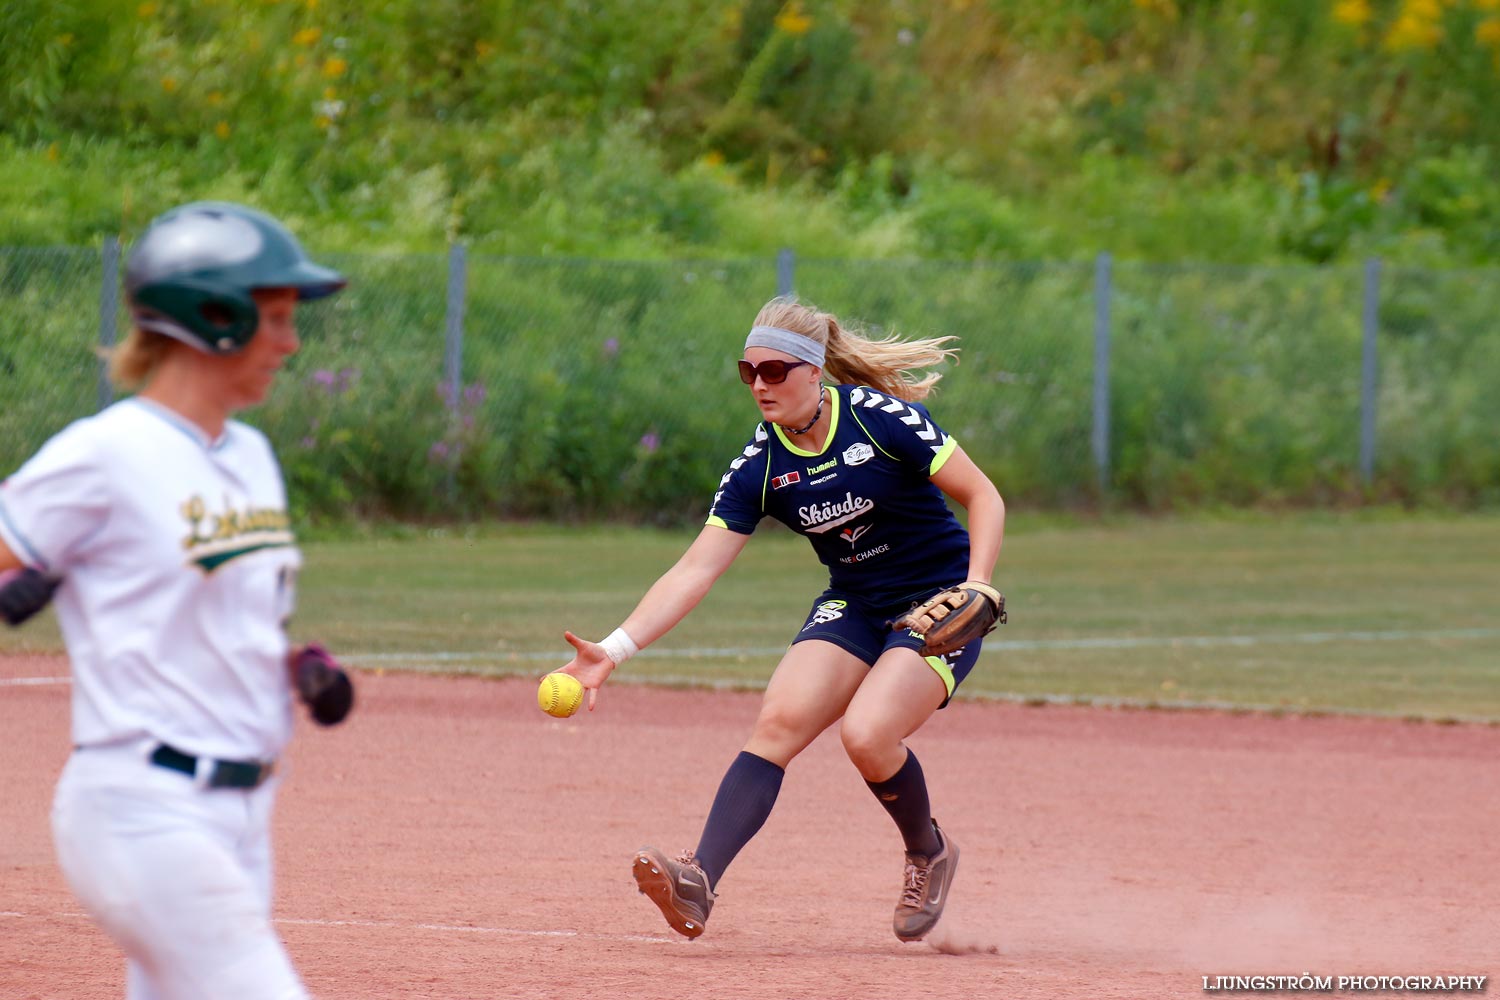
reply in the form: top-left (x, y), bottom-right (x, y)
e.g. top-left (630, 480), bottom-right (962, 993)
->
top-left (180, 495), bottom-right (295, 571)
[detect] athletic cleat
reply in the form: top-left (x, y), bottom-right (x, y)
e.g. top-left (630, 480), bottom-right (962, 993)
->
top-left (893, 820), bottom-right (959, 942)
top-left (632, 847), bottom-right (716, 939)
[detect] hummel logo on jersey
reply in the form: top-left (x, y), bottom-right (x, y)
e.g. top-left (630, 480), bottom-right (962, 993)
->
top-left (843, 442), bottom-right (874, 466)
top-left (840, 524), bottom-right (871, 546)
top-left (771, 470), bottom-right (800, 489)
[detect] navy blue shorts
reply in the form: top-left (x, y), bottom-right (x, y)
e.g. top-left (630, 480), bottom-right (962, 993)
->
top-left (790, 588), bottom-right (984, 708)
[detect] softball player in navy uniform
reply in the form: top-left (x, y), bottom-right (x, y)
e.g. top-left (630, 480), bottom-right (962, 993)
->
top-left (560, 297), bottom-right (1005, 942)
top-left (0, 201), bottom-right (353, 1000)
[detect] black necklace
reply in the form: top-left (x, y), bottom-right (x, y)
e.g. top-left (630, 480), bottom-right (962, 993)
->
top-left (786, 386), bottom-right (825, 435)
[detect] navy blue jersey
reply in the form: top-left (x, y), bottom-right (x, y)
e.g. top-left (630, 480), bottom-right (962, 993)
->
top-left (707, 384), bottom-right (971, 608)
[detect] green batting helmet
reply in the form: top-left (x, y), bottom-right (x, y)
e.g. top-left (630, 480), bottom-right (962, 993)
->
top-left (125, 201), bottom-right (347, 354)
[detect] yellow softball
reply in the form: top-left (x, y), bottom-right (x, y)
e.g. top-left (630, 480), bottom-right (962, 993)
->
top-left (537, 671), bottom-right (584, 718)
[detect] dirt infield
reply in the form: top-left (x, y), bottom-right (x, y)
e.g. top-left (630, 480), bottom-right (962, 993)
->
top-left (3, 652), bottom-right (1494, 999)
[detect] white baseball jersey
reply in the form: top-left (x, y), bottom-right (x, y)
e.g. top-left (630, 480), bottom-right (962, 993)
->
top-left (0, 397), bottom-right (300, 760)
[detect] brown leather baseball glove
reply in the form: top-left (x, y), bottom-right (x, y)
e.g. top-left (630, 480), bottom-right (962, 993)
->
top-left (890, 581), bottom-right (1007, 657)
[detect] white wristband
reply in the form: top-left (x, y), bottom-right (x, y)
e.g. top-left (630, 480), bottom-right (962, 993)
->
top-left (599, 627), bottom-right (639, 666)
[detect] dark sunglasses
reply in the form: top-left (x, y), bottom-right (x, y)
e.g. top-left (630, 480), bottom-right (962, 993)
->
top-left (738, 359), bottom-right (812, 385)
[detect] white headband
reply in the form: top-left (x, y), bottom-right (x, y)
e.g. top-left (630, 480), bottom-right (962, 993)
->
top-left (745, 325), bottom-right (825, 367)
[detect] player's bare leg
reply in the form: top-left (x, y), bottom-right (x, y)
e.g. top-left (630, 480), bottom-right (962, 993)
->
top-left (841, 648), bottom-right (947, 781)
top-left (744, 639), bottom-right (869, 767)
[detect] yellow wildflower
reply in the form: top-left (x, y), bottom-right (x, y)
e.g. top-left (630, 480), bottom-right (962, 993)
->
top-left (322, 56), bottom-right (347, 78)
top-left (702, 150), bottom-right (726, 167)
top-left (1478, 17), bottom-right (1500, 46)
top-left (1332, 0), bottom-right (1372, 27)
top-left (46, 142), bottom-right (59, 163)
top-left (1477, 0), bottom-right (1500, 11)
top-left (161, 76), bottom-right (178, 93)
top-left (774, 1), bottom-right (813, 35)
top-left (215, 121), bottom-right (231, 139)
top-left (138, 2), bottom-right (158, 16)
top-left (1384, 13), bottom-right (1443, 49)
top-left (293, 27), bottom-right (322, 46)
top-left (475, 40), bottom-right (496, 58)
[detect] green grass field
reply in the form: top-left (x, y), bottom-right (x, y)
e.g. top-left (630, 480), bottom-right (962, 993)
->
top-left (5, 513), bottom-right (1498, 721)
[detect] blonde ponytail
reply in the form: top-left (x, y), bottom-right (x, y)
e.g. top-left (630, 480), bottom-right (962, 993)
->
top-left (106, 329), bottom-right (173, 391)
top-left (751, 297), bottom-right (958, 402)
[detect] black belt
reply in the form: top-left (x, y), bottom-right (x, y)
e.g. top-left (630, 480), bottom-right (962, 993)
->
top-left (149, 743), bottom-right (276, 790)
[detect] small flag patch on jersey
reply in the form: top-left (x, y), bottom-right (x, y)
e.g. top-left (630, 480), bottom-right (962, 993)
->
top-left (771, 471), bottom-right (801, 489)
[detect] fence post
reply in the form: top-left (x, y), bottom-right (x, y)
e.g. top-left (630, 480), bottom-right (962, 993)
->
top-left (1359, 257), bottom-right (1380, 488)
top-left (776, 248), bottom-right (796, 298)
top-left (98, 236), bottom-right (119, 411)
top-left (443, 242), bottom-right (467, 500)
top-left (1092, 251), bottom-right (1113, 498)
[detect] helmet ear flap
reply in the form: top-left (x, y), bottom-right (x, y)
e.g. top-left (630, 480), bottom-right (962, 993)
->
top-left (131, 279), bottom-right (260, 354)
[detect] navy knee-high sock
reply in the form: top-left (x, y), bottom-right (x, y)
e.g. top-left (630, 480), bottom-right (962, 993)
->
top-left (693, 751), bottom-right (785, 889)
top-left (866, 748), bottom-right (941, 857)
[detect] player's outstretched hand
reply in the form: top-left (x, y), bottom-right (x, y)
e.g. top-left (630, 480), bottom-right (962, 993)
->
top-left (561, 630), bottom-right (617, 712)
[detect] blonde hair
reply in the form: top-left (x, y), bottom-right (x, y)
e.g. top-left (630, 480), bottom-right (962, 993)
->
top-left (106, 328), bottom-right (174, 391)
top-left (752, 297), bottom-right (958, 402)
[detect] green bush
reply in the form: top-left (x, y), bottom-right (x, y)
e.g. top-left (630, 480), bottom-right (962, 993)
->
top-left (4, 247), bottom-right (1498, 518)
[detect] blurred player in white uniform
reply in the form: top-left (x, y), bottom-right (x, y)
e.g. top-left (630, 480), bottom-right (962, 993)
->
top-left (0, 201), bottom-right (354, 1000)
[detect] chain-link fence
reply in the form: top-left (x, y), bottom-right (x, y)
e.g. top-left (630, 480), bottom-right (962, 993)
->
top-left (2, 243), bottom-right (1497, 520)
